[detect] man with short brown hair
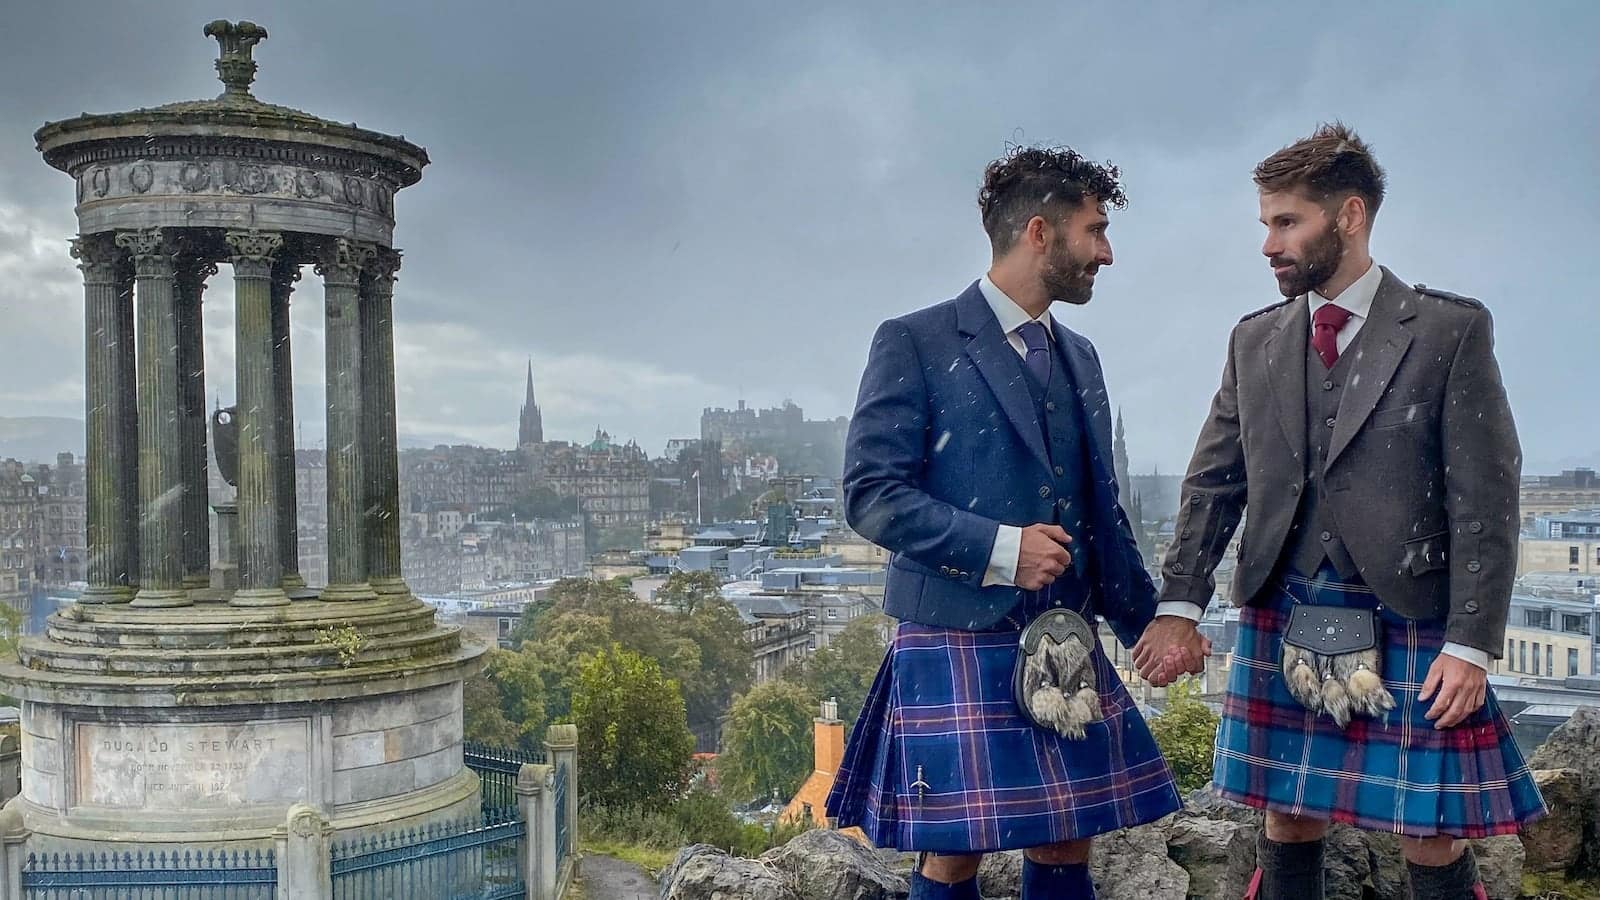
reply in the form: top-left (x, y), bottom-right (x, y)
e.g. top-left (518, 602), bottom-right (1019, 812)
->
top-left (1155, 123), bottom-right (1546, 899)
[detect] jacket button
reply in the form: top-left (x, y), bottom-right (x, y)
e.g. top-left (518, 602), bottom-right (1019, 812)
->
top-left (1325, 417), bottom-right (1337, 428)
top-left (1171, 563), bottom-right (1186, 574)
top-left (1464, 600), bottom-right (1480, 614)
top-left (1320, 530), bottom-right (1333, 542)
top-left (1322, 380), bottom-right (1334, 390)
top-left (1045, 401), bottom-right (1056, 412)
top-left (1469, 521), bottom-right (1484, 534)
top-left (1054, 465), bottom-right (1065, 476)
top-left (1039, 485), bottom-right (1051, 498)
top-left (939, 565), bottom-right (951, 575)
top-left (1190, 496), bottom-right (1202, 506)
top-left (1467, 560), bottom-right (1482, 573)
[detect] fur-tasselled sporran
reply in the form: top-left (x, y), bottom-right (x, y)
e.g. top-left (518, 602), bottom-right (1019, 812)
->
top-left (1281, 605), bottom-right (1396, 728)
top-left (1013, 608), bottom-right (1101, 740)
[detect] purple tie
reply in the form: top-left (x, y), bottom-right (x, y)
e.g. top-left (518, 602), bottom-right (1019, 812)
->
top-left (1018, 321), bottom-right (1051, 387)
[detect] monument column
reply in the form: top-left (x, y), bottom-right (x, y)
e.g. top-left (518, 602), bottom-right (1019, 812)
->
top-left (116, 227), bottom-right (190, 608)
top-left (270, 260), bottom-right (305, 593)
top-left (316, 238), bottom-right (376, 601)
top-left (116, 264), bottom-right (140, 589)
top-left (361, 247), bottom-right (408, 597)
top-left (70, 234), bottom-right (134, 603)
top-left (175, 257), bottom-right (219, 594)
top-left (226, 229), bottom-right (290, 607)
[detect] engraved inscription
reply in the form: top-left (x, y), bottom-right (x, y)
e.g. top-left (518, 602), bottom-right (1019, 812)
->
top-left (75, 720), bottom-right (309, 811)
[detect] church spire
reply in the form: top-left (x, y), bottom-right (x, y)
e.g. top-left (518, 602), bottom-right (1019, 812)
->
top-left (1112, 408), bottom-right (1131, 505)
top-left (518, 359), bottom-right (544, 447)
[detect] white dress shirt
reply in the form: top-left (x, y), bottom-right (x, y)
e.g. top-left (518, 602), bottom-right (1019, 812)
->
top-left (1164, 261), bottom-right (1488, 670)
top-left (975, 275), bottom-right (1050, 588)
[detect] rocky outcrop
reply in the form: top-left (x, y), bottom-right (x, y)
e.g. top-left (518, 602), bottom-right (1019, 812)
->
top-left (759, 829), bottom-right (907, 900)
top-left (661, 709), bottom-right (1600, 900)
top-left (658, 844), bottom-right (798, 900)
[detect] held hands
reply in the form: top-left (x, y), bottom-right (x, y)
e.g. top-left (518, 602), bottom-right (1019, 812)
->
top-left (1132, 617), bottom-right (1212, 687)
top-left (1016, 524), bottom-right (1073, 591)
top-left (1419, 653), bottom-right (1487, 729)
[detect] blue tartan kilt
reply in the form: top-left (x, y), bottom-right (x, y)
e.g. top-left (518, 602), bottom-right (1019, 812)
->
top-left (1213, 567), bottom-right (1548, 837)
top-left (824, 596), bottom-right (1181, 853)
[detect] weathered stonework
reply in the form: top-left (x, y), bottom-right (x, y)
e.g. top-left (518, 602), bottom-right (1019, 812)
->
top-left (0, 19), bottom-right (482, 859)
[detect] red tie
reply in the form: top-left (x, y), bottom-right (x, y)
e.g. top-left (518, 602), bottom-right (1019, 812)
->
top-left (1312, 303), bottom-right (1353, 369)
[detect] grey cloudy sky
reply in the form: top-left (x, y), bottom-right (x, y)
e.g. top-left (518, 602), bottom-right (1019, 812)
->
top-left (0, 1), bottom-right (1595, 474)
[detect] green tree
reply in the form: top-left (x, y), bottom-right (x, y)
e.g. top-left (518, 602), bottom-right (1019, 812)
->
top-left (1147, 677), bottom-right (1220, 795)
top-left (572, 645), bottom-right (695, 809)
top-left (785, 613), bottom-right (890, 732)
top-left (717, 680), bottom-right (817, 803)
top-left (656, 570), bottom-right (722, 615)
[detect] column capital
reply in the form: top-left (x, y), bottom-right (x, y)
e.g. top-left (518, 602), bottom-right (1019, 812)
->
top-left (224, 229), bottom-right (284, 279)
top-left (366, 247), bottom-right (402, 293)
top-left (69, 233), bottom-right (122, 285)
top-left (313, 238), bottom-right (377, 287)
top-left (114, 227), bottom-right (178, 277)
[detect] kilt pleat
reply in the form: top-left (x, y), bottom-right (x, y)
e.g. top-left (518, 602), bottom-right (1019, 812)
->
top-left (825, 603), bottom-right (1180, 852)
top-left (1212, 569), bottom-right (1547, 837)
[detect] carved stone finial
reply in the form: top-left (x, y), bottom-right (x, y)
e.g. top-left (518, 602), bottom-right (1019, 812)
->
top-left (203, 20), bottom-right (269, 99)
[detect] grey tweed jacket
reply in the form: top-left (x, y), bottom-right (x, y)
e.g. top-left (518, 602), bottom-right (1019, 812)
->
top-left (1158, 267), bottom-right (1520, 656)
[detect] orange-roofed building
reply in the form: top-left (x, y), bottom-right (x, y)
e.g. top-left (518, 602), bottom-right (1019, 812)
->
top-left (780, 698), bottom-right (867, 844)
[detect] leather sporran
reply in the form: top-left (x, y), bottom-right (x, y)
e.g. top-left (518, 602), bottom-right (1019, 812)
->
top-left (1280, 604), bottom-right (1396, 728)
top-left (1012, 607), bottom-right (1102, 740)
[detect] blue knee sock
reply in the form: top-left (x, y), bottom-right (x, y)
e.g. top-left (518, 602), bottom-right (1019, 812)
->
top-left (909, 869), bottom-right (980, 900)
top-left (1022, 857), bottom-right (1095, 899)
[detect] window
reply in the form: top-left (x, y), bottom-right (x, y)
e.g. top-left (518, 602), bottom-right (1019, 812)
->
top-left (1547, 644), bottom-right (1555, 677)
top-left (1563, 614), bottom-right (1591, 636)
top-left (1508, 639), bottom-right (1515, 669)
top-left (1519, 641), bottom-right (1527, 673)
top-left (1525, 609), bottom-right (1553, 630)
top-left (1570, 648), bottom-right (1580, 677)
top-left (1573, 546), bottom-right (1582, 566)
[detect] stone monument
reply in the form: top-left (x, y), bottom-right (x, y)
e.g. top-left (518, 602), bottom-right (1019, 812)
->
top-left (0, 20), bottom-right (485, 854)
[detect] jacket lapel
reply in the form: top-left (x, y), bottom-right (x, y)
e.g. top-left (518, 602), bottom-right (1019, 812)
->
top-left (1262, 299), bottom-right (1309, 476)
top-left (956, 284), bottom-right (1051, 473)
top-left (1326, 269), bottom-right (1416, 469)
top-left (1054, 321), bottom-right (1114, 473)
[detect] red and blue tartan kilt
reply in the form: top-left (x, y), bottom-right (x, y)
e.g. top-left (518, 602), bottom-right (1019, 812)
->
top-left (1213, 569), bottom-right (1547, 838)
top-left (825, 613), bottom-right (1181, 852)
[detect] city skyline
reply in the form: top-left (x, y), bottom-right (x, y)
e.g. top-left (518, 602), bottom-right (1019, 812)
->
top-left (0, 3), bottom-right (1594, 474)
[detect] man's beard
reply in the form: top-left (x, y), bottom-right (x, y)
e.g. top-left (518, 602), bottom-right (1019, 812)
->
top-left (1271, 220), bottom-right (1344, 298)
top-left (1041, 238), bottom-right (1097, 306)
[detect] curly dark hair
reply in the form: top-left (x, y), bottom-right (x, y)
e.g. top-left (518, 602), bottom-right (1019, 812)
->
top-left (1254, 122), bottom-right (1386, 219)
top-left (978, 144), bottom-right (1127, 254)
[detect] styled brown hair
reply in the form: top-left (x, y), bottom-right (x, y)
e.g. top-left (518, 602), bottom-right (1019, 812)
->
top-left (1254, 122), bottom-right (1387, 221)
top-left (979, 144), bottom-right (1127, 255)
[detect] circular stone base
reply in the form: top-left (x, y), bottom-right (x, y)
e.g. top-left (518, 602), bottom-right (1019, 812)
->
top-left (229, 587), bottom-right (292, 607)
top-left (130, 588), bottom-right (192, 608)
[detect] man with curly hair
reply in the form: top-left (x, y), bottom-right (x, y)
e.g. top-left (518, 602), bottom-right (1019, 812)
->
top-left (825, 145), bottom-right (1207, 899)
top-left (1159, 123), bottom-right (1546, 899)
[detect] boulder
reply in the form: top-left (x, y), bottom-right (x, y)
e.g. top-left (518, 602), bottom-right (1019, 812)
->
top-left (1521, 767), bottom-right (1588, 873)
top-left (976, 850), bottom-right (1021, 900)
top-left (1166, 814), bottom-right (1257, 899)
top-left (1363, 832), bottom-right (1410, 900)
top-left (1089, 824), bottom-right (1189, 900)
top-left (759, 829), bottom-right (907, 900)
top-left (1323, 824), bottom-right (1374, 900)
top-left (1471, 835), bottom-right (1525, 900)
top-left (659, 844), bottom-right (798, 900)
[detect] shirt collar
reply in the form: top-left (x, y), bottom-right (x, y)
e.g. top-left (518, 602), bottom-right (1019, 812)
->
top-left (1309, 260), bottom-right (1381, 320)
top-left (979, 274), bottom-right (1053, 337)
